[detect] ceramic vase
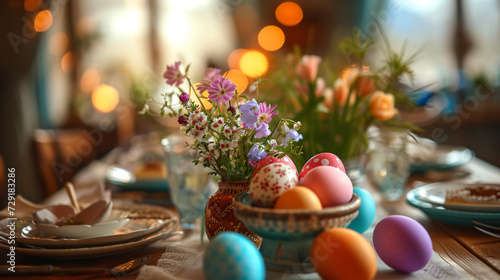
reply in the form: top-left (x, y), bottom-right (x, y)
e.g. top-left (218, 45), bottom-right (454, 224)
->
top-left (204, 181), bottom-right (262, 247)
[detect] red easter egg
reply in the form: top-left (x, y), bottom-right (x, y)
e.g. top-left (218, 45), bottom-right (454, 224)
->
top-left (252, 155), bottom-right (297, 179)
top-left (302, 166), bottom-right (353, 207)
top-left (299, 153), bottom-right (345, 185)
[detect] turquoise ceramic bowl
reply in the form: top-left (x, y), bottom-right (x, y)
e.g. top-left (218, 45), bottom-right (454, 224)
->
top-left (233, 192), bottom-right (360, 272)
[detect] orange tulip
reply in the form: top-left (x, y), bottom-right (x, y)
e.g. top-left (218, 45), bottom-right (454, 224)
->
top-left (356, 74), bottom-right (376, 97)
top-left (333, 78), bottom-right (355, 106)
top-left (369, 91), bottom-right (398, 120)
top-left (296, 55), bottom-right (321, 82)
top-left (342, 66), bottom-right (375, 97)
top-left (322, 87), bottom-right (334, 109)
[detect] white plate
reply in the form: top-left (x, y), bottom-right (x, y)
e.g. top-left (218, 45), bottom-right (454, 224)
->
top-left (106, 164), bottom-right (169, 192)
top-left (414, 182), bottom-right (500, 212)
top-left (0, 205), bottom-right (176, 248)
top-left (0, 218), bottom-right (180, 259)
top-left (35, 219), bottom-right (130, 239)
top-left (411, 145), bottom-right (474, 172)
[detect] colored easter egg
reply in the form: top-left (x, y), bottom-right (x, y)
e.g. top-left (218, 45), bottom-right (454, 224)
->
top-left (302, 166), bottom-right (353, 207)
top-left (250, 163), bottom-right (298, 207)
top-left (299, 153), bottom-right (345, 185)
top-left (204, 232), bottom-right (265, 280)
top-left (274, 186), bottom-right (322, 210)
top-left (252, 155), bottom-right (297, 179)
top-left (347, 187), bottom-right (376, 233)
top-left (373, 215), bottom-right (432, 273)
top-left (310, 228), bottom-right (377, 280)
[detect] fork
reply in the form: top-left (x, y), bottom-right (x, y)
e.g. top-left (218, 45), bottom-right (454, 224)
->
top-left (472, 220), bottom-right (500, 238)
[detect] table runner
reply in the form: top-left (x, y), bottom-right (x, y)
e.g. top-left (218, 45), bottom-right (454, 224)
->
top-left (137, 225), bottom-right (467, 280)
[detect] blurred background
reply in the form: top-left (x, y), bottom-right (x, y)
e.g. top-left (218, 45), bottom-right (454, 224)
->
top-left (0, 0), bottom-right (499, 203)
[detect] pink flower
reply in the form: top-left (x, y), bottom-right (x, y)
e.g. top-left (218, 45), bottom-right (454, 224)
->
top-left (163, 61), bottom-right (185, 86)
top-left (196, 68), bottom-right (223, 93)
top-left (295, 55), bottom-right (321, 82)
top-left (207, 78), bottom-right (236, 105)
top-left (256, 102), bottom-right (279, 124)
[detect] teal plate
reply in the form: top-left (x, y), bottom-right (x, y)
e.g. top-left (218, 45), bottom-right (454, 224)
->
top-left (406, 188), bottom-right (500, 227)
top-left (106, 165), bottom-right (169, 192)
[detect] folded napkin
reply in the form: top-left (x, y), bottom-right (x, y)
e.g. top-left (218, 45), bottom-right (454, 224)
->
top-left (137, 227), bottom-right (208, 280)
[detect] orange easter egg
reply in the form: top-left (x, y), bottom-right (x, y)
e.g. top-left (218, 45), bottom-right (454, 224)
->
top-left (310, 228), bottom-right (377, 280)
top-left (274, 186), bottom-right (322, 210)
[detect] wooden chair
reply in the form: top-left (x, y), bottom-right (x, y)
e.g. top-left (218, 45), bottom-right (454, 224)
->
top-left (32, 128), bottom-right (103, 197)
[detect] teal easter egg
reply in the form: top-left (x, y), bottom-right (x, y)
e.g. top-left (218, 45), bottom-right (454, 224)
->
top-left (203, 232), bottom-right (265, 280)
top-left (348, 187), bottom-right (376, 233)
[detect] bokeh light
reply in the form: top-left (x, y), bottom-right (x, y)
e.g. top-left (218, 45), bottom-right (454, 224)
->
top-left (275, 2), bottom-right (303, 26)
top-left (91, 84), bottom-right (120, 113)
top-left (224, 69), bottom-right (248, 94)
top-left (258, 25), bottom-right (285, 52)
top-left (227, 49), bottom-right (247, 70)
top-left (239, 50), bottom-right (268, 77)
top-left (49, 32), bottom-right (69, 56)
top-left (24, 0), bottom-right (41, 11)
top-left (61, 52), bottom-right (74, 73)
top-left (192, 83), bottom-right (213, 110)
top-left (80, 69), bottom-right (101, 93)
top-left (34, 10), bottom-right (53, 32)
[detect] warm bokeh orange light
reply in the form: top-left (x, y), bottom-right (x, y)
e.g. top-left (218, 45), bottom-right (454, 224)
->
top-left (49, 32), bottom-right (69, 56)
top-left (258, 25), bottom-right (285, 52)
top-left (227, 49), bottom-right (247, 70)
top-left (275, 2), bottom-right (303, 26)
top-left (61, 52), bottom-right (73, 73)
top-left (24, 0), bottom-right (41, 11)
top-left (192, 83), bottom-right (213, 110)
top-left (80, 69), bottom-right (101, 93)
top-left (239, 50), bottom-right (268, 77)
top-left (224, 69), bottom-right (248, 94)
top-left (34, 10), bottom-right (53, 32)
top-left (91, 84), bottom-right (120, 113)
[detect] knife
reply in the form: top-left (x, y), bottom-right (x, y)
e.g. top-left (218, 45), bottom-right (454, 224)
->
top-left (0, 255), bottom-right (151, 275)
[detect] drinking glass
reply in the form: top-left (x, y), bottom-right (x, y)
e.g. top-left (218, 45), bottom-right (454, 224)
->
top-left (161, 134), bottom-right (217, 229)
top-left (369, 130), bottom-right (411, 201)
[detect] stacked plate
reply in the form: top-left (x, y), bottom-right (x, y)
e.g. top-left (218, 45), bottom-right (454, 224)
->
top-left (0, 205), bottom-right (179, 259)
top-left (407, 182), bottom-right (500, 226)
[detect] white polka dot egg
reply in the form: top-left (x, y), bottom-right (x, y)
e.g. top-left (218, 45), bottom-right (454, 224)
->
top-left (250, 163), bottom-right (298, 207)
top-left (299, 153), bottom-right (346, 185)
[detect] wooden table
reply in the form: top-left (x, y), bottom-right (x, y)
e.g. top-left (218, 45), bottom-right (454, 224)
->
top-left (1, 154), bottom-right (499, 279)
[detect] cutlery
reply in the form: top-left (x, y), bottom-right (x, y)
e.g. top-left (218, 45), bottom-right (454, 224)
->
top-left (472, 220), bottom-right (500, 238)
top-left (472, 220), bottom-right (500, 232)
top-left (0, 255), bottom-right (151, 275)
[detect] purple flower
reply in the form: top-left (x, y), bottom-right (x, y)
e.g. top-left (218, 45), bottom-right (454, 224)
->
top-left (196, 68), bottom-right (223, 93)
top-left (240, 99), bottom-right (259, 128)
top-left (254, 123), bottom-right (271, 138)
top-left (256, 102), bottom-right (278, 124)
top-left (163, 61), bottom-right (185, 87)
top-left (179, 92), bottom-right (189, 103)
top-left (247, 144), bottom-right (267, 166)
top-left (282, 128), bottom-right (303, 146)
top-left (178, 115), bottom-right (188, 125)
top-left (207, 78), bottom-right (236, 105)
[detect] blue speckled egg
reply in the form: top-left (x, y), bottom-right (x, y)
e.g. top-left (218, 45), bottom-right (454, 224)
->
top-left (348, 187), bottom-right (376, 234)
top-left (203, 232), bottom-right (265, 280)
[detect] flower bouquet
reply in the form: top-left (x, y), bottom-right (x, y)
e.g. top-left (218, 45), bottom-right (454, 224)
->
top-left (268, 29), bottom-right (420, 175)
top-left (141, 61), bottom-right (303, 243)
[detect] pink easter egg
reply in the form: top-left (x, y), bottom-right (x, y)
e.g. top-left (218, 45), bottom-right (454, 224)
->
top-left (299, 153), bottom-right (345, 185)
top-left (252, 155), bottom-right (297, 179)
top-left (249, 163), bottom-right (298, 207)
top-left (302, 166), bottom-right (353, 207)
